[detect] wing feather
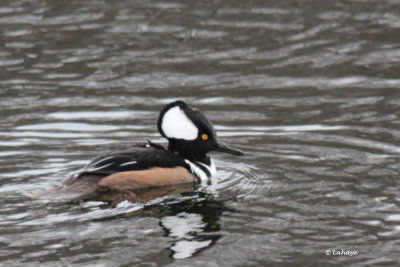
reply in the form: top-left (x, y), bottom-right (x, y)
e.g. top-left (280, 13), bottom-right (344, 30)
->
top-left (71, 143), bottom-right (189, 179)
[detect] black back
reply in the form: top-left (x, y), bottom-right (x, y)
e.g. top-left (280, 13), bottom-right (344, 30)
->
top-left (70, 143), bottom-right (189, 180)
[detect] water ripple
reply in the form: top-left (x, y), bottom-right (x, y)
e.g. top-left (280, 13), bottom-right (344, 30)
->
top-left (1, 0), bottom-right (400, 265)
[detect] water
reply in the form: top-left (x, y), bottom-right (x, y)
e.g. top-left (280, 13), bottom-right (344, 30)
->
top-left (1, 0), bottom-right (400, 265)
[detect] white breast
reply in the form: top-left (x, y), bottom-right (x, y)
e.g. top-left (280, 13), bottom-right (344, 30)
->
top-left (185, 159), bottom-right (216, 184)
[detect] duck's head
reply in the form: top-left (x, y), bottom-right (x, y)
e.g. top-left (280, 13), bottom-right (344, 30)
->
top-left (157, 100), bottom-right (244, 160)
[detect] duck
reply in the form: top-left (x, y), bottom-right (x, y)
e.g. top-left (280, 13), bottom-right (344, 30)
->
top-left (42, 100), bottom-right (243, 199)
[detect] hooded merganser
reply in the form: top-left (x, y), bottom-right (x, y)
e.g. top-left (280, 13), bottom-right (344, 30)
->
top-left (52, 100), bottom-right (243, 196)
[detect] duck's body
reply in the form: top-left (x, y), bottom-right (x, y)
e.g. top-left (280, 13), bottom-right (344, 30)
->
top-left (41, 100), bottom-right (243, 198)
top-left (63, 141), bottom-right (214, 192)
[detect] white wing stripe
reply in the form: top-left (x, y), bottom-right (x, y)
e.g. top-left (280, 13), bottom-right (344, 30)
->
top-left (87, 156), bottom-right (115, 167)
top-left (86, 162), bottom-right (113, 172)
top-left (119, 161), bottom-right (137, 167)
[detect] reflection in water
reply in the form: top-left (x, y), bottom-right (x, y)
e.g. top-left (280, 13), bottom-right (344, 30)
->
top-left (87, 183), bottom-right (197, 206)
top-left (160, 197), bottom-right (224, 259)
top-left (89, 190), bottom-right (227, 259)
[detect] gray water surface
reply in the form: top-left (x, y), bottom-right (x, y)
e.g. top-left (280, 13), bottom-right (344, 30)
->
top-left (1, 0), bottom-right (400, 266)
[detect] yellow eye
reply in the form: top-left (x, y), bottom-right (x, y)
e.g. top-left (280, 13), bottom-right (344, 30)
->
top-left (202, 134), bottom-right (208, 141)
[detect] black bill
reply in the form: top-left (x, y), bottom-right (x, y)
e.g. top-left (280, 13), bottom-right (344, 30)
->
top-left (212, 140), bottom-right (244, 156)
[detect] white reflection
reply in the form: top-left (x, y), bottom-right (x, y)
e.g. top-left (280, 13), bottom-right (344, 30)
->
top-left (161, 212), bottom-right (212, 259)
top-left (161, 212), bottom-right (204, 239)
top-left (170, 240), bottom-right (212, 259)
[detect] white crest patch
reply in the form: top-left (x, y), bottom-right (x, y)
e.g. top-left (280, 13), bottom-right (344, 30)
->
top-left (161, 106), bottom-right (198, 140)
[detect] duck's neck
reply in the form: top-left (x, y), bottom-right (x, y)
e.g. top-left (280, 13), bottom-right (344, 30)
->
top-left (183, 157), bottom-right (216, 183)
top-left (166, 141), bottom-right (216, 182)
top-left (167, 141), bottom-right (207, 161)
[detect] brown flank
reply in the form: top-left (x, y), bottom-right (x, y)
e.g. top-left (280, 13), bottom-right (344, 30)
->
top-left (98, 166), bottom-right (196, 191)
